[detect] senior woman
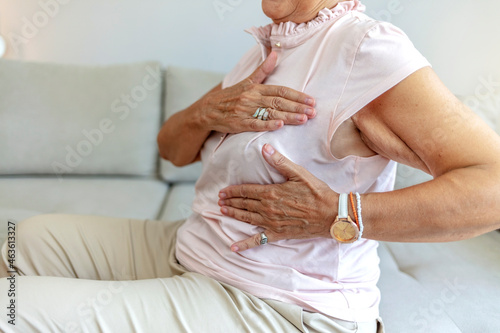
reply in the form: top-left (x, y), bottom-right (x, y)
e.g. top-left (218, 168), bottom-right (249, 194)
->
top-left (2, 0), bottom-right (500, 332)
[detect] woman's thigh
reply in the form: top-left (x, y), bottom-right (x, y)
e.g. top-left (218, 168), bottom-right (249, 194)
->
top-left (0, 273), bottom-right (306, 333)
top-left (0, 214), bottom-right (186, 280)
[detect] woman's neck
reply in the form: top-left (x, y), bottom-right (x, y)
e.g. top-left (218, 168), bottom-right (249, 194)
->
top-left (269, 0), bottom-right (344, 25)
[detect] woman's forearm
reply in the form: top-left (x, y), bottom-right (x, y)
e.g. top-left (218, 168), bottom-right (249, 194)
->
top-left (157, 100), bottom-right (212, 167)
top-left (157, 84), bottom-right (220, 167)
top-left (362, 165), bottom-right (500, 242)
top-left (217, 146), bottom-right (500, 252)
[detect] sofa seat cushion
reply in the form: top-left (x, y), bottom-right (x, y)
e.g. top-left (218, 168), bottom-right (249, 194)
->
top-left (158, 183), bottom-right (196, 222)
top-left (377, 243), bottom-right (462, 332)
top-left (0, 177), bottom-right (168, 220)
top-left (378, 232), bottom-right (500, 332)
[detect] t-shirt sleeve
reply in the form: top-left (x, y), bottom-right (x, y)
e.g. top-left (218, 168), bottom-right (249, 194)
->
top-left (335, 21), bottom-right (431, 122)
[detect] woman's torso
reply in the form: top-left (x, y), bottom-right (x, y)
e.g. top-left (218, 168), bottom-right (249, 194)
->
top-left (176, 0), bottom-right (429, 322)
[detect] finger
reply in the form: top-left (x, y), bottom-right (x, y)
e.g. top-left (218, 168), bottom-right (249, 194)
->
top-left (247, 51), bottom-right (278, 85)
top-left (261, 85), bottom-right (316, 108)
top-left (220, 205), bottom-right (264, 226)
top-left (218, 198), bottom-right (261, 212)
top-left (243, 108), bottom-right (308, 127)
top-left (260, 96), bottom-right (316, 120)
top-left (263, 107), bottom-right (311, 125)
top-left (239, 118), bottom-right (284, 132)
top-left (230, 234), bottom-right (264, 252)
top-left (231, 231), bottom-right (282, 252)
top-left (262, 144), bottom-right (305, 181)
top-left (219, 184), bottom-right (270, 200)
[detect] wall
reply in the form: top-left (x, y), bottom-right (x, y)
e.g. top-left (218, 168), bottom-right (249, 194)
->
top-left (0, 0), bottom-right (270, 73)
top-left (365, 0), bottom-right (500, 95)
top-left (0, 0), bottom-right (499, 95)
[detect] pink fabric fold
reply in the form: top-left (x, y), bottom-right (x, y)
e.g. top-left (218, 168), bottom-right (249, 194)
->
top-left (245, 0), bottom-right (366, 48)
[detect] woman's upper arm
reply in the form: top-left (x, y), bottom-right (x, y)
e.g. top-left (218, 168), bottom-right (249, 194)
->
top-left (353, 67), bottom-right (500, 177)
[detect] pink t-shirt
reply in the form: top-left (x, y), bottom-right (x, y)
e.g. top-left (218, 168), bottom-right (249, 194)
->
top-left (176, 0), bottom-right (430, 322)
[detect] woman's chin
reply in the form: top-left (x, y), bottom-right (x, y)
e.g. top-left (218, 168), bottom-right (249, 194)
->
top-left (261, 4), bottom-right (294, 23)
top-left (263, 12), bottom-right (292, 24)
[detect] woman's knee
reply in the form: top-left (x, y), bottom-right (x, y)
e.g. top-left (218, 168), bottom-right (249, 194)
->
top-left (17, 213), bottom-right (69, 245)
top-left (1, 214), bottom-right (72, 274)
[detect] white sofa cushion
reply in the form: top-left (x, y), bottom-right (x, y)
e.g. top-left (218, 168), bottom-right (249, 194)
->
top-left (0, 177), bottom-right (168, 220)
top-left (377, 243), bottom-right (462, 332)
top-left (379, 232), bottom-right (500, 332)
top-left (394, 164), bottom-right (433, 190)
top-left (0, 60), bottom-right (162, 177)
top-left (160, 66), bottom-right (224, 182)
top-left (158, 183), bottom-right (196, 222)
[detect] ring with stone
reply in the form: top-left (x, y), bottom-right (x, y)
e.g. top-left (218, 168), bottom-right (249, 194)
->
top-left (260, 232), bottom-right (268, 245)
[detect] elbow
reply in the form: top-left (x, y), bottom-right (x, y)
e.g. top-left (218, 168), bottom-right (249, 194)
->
top-left (157, 132), bottom-right (176, 165)
top-left (169, 156), bottom-right (192, 168)
top-left (157, 132), bottom-right (168, 161)
top-left (157, 134), bottom-right (191, 167)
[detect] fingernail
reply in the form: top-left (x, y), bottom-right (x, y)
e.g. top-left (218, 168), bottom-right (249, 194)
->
top-left (221, 207), bottom-right (228, 214)
top-left (263, 144), bottom-right (275, 155)
top-left (219, 192), bottom-right (227, 199)
top-left (296, 114), bottom-right (306, 122)
top-left (306, 108), bottom-right (315, 116)
top-left (274, 120), bottom-right (283, 128)
top-left (231, 245), bottom-right (239, 252)
top-left (218, 199), bottom-right (225, 206)
top-left (306, 98), bottom-right (314, 106)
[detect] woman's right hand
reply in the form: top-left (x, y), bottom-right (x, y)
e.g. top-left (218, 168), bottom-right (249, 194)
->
top-left (201, 51), bottom-right (317, 134)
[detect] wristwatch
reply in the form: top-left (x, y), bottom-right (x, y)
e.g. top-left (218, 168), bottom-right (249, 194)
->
top-left (330, 193), bottom-right (360, 243)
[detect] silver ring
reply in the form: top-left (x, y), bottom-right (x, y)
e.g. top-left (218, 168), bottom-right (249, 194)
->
top-left (260, 232), bottom-right (268, 245)
top-left (253, 107), bottom-right (268, 121)
top-left (257, 108), bottom-right (266, 120)
top-left (262, 110), bottom-right (269, 121)
top-left (252, 108), bottom-right (263, 118)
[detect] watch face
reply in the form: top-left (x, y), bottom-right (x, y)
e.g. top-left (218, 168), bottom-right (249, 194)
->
top-left (331, 220), bottom-right (359, 243)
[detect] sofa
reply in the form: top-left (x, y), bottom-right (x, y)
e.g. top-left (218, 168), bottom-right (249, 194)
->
top-left (1, 59), bottom-right (499, 333)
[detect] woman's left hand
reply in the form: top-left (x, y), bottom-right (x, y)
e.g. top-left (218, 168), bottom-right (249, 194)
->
top-left (218, 144), bottom-right (338, 252)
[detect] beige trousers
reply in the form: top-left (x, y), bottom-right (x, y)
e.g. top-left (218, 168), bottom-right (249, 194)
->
top-left (0, 214), bottom-right (384, 333)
